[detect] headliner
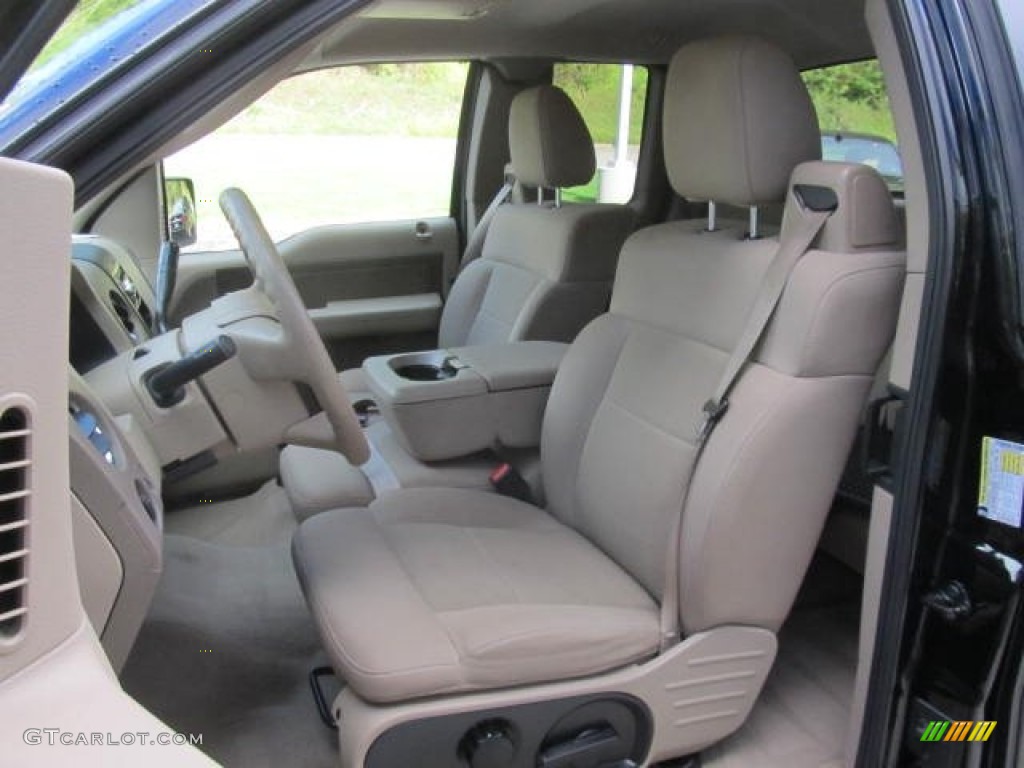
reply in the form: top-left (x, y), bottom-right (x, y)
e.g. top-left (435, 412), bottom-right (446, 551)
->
top-left (303, 0), bottom-right (873, 72)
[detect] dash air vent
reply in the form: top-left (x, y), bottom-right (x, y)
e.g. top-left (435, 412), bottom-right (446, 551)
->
top-left (108, 290), bottom-right (138, 342)
top-left (0, 407), bottom-right (30, 638)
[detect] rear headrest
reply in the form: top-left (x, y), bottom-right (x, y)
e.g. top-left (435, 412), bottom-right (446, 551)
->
top-left (665, 36), bottom-right (821, 206)
top-left (781, 161), bottom-right (901, 252)
top-left (509, 85), bottom-right (596, 189)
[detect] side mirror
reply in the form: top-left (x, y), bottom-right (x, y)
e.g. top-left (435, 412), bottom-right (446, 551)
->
top-left (165, 176), bottom-right (197, 248)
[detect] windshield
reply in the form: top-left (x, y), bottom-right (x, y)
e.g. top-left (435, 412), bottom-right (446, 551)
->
top-left (31, 0), bottom-right (151, 71)
top-left (0, 0), bottom-right (212, 150)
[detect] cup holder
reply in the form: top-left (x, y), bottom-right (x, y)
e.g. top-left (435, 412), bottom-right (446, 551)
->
top-left (395, 363), bottom-right (456, 381)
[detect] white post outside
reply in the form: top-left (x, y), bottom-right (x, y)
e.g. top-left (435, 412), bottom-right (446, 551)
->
top-left (599, 64), bottom-right (637, 203)
top-left (615, 64), bottom-right (634, 165)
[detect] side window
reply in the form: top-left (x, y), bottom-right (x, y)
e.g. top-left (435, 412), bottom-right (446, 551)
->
top-left (802, 60), bottom-right (903, 192)
top-left (552, 64), bottom-right (649, 203)
top-left (164, 62), bottom-right (469, 252)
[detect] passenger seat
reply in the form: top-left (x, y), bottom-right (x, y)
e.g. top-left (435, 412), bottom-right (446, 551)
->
top-left (338, 83), bottom-right (636, 401)
top-left (282, 84), bottom-right (635, 518)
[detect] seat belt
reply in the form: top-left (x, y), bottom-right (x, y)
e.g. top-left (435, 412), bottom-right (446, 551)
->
top-left (658, 186), bottom-right (837, 652)
top-left (458, 168), bottom-right (516, 273)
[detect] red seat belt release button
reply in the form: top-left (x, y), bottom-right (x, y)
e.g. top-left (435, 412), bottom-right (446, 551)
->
top-left (489, 463), bottom-right (534, 504)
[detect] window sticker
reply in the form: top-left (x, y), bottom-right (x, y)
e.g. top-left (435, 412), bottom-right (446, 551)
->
top-left (978, 436), bottom-right (1024, 528)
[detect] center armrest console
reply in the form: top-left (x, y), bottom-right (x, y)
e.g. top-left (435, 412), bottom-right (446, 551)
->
top-left (363, 341), bottom-right (567, 461)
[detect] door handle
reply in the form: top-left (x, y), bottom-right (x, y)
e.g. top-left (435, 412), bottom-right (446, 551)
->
top-left (414, 221), bottom-right (433, 242)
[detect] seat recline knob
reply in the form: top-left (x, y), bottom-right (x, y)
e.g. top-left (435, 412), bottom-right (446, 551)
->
top-left (459, 719), bottom-right (517, 768)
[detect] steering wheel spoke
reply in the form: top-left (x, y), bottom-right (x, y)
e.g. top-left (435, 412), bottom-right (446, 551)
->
top-left (219, 188), bottom-right (369, 465)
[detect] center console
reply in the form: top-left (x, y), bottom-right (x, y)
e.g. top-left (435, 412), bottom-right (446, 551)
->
top-left (364, 341), bottom-right (567, 462)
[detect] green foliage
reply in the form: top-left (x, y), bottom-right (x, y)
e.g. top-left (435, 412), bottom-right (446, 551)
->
top-left (225, 63), bottom-right (469, 138)
top-left (554, 64), bottom-right (648, 145)
top-left (561, 177), bottom-right (600, 205)
top-left (802, 60), bottom-right (896, 140)
top-left (32, 6), bottom-right (896, 151)
top-left (33, 0), bottom-right (144, 68)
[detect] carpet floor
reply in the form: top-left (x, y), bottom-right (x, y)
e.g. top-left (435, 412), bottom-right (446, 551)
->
top-left (123, 484), bottom-right (863, 768)
top-left (121, 481), bottom-right (339, 767)
top-left (702, 554), bottom-right (863, 768)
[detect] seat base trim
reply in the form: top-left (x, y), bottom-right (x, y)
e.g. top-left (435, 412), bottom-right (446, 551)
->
top-left (334, 625), bottom-right (777, 767)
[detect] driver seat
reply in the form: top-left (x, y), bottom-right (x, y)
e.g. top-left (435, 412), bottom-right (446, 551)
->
top-left (292, 36), bottom-right (905, 766)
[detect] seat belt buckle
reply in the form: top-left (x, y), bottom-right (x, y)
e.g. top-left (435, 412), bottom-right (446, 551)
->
top-left (698, 398), bottom-right (729, 443)
top-left (489, 462), bottom-right (534, 504)
top-left (352, 399), bottom-right (379, 428)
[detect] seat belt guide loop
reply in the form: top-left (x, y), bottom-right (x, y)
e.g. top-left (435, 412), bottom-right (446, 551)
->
top-left (698, 397), bottom-right (729, 443)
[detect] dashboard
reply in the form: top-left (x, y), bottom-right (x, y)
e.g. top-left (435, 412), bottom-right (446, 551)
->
top-left (68, 235), bottom-right (165, 671)
top-left (70, 235), bottom-right (158, 373)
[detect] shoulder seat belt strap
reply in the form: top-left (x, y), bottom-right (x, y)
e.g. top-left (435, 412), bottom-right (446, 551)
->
top-left (658, 186), bottom-right (837, 652)
top-left (459, 170), bottom-right (516, 273)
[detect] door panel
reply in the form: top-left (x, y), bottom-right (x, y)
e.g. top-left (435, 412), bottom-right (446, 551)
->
top-left (170, 215), bottom-right (459, 368)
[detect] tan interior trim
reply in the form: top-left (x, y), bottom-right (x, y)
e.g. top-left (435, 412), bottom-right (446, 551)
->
top-left (845, 486), bottom-right (894, 766)
top-left (308, 293), bottom-right (442, 338)
top-left (335, 625), bottom-right (777, 767)
top-left (867, 0), bottom-right (927, 391)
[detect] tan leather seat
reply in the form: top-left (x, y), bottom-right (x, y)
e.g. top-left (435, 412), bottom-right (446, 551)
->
top-left (281, 85), bottom-right (634, 518)
top-left (293, 37), bottom-right (904, 760)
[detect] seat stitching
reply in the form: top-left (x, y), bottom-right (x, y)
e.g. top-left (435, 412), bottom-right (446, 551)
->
top-left (449, 262), bottom-right (494, 346)
top-left (474, 304), bottom-right (518, 329)
top-left (295, 530), bottom-right (462, 681)
top-left (508, 278), bottom-right (553, 341)
top-left (465, 526), bottom-right (525, 605)
top-left (791, 262), bottom-right (905, 376)
top-left (676, 377), bottom-right (796, 620)
top-left (448, 621), bottom-right (657, 660)
top-left (602, 395), bottom-right (696, 447)
top-left (371, 516), bottom-right (467, 676)
top-left (569, 323), bottom-right (632, 529)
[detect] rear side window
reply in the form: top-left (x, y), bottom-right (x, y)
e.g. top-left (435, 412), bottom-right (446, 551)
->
top-left (552, 64), bottom-right (649, 203)
top-left (802, 60), bottom-right (903, 192)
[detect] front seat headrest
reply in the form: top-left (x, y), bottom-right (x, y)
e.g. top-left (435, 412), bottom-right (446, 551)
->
top-left (509, 85), bottom-right (596, 190)
top-left (664, 36), bottom-right (821, 207)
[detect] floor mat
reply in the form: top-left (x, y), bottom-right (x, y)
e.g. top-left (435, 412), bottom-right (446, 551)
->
top-left (121, 482), bottom-right (338, 767)
top-left (702, 555), bottom-right (862, 768)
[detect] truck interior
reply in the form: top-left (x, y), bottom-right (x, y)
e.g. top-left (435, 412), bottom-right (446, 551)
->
top-left (0, 0), bottom-right (944, 766)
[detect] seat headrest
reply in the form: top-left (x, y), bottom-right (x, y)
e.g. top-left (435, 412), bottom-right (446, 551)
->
top-left (781, 161), bottom-right (901, 252)
top-left (665, 36), bottom-right (821, 207)
top-left (509, 85), bottom-right (596, 189)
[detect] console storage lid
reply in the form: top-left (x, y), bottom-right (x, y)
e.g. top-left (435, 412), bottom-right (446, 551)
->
top-left (451, 341), bottom-right (567, 391)
top-left (363, 341), bottom-right (568, 462)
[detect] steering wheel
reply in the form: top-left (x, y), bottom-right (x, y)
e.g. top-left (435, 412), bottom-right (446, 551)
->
top-left (219, 188), bottom-right (369, 465)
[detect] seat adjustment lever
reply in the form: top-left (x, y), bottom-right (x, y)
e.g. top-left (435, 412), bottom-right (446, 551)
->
top-left (538, 723), bottom-right (628, 768)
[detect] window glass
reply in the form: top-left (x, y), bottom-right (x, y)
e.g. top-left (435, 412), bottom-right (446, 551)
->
top-left (31, 0), bottom-right (152, 71)
top-left (164, 62), bottom-right (469, 251)
top-left (552, 64), bottom-right (649, 203)
top-left (996, 0), bottom-right (1024, 85)
top-left (802, 60), bottom-right (904, 191)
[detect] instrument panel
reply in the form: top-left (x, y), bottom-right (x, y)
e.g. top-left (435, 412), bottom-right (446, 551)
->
top-left (70, 235), bottom-right (157, 373)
